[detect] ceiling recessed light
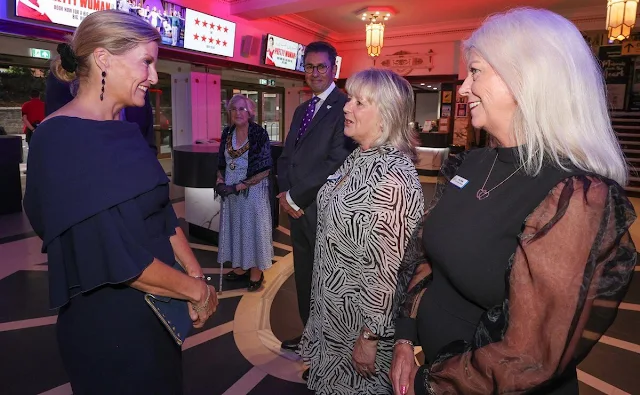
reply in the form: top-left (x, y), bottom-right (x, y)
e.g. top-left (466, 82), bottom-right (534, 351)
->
top-left (427, 85), bottom-right (431, 88)
top-left (433, 87), bottom-right (437, 90)
top-left (420, 83), bottom-right (425, 86)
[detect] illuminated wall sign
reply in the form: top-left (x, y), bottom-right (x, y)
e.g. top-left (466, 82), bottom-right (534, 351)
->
top-left (14, 1), bottom-right (236, 58)
top-left (263, 34), bottom-right (344, 78)
top-left (15, 0), bottom-right (116, 27)
top-left (183, 9), bottom-right (235, 57)
top-left (30, 48), bottom-right (51, 59)
top-left (259, 78), bottom-right (275, 86)
top-left (264, 34), bottom-right (303, 71)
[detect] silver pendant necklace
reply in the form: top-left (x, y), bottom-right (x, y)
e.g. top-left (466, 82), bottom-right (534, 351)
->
top-left (476, 153), bottom-right (523, 200)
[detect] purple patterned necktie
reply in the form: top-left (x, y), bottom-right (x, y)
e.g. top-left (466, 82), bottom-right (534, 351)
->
top-left (296, 96), bottom-right (320, 144)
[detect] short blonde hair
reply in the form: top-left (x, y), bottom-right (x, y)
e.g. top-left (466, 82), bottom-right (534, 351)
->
top-left (227, 94), bottom-right (257, 123)
top-left (464, 7), bottom-right (628, 185)
top-left (51, 9), bottom-right (161, 83)
top-left (345, 68), bottom-right (418, 161)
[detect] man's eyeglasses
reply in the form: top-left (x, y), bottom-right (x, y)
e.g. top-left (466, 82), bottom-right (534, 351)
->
top-left (230, 107), bottom-right (249, 113)
top-left (304, 64), bottom-right (329, 74)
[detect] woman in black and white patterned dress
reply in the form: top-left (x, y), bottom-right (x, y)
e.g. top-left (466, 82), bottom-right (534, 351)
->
top-left (299, 68), bottom-right (424, 394)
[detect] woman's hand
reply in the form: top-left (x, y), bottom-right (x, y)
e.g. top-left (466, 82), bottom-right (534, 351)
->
top-left (391, 343), bottom-right (418, 395)
top-left (404, 364), bottom-right (419, 395)
top-left (189, 281), bottom-right (218, 328)
top-left (352, 334), bottom-right (378, 379)
top-left (215, 183), bottom-right (236, 197)
top-left (235, 182), bottom-right (248, 192)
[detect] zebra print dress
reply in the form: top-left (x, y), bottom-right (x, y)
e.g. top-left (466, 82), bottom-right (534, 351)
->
top-left (299, 144), bottom-right (424, 394)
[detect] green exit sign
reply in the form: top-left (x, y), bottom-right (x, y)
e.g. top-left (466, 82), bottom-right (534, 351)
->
top-left (259, 78), bottom-right (276, 87)
top-left (30, 48), bottom-right (51, 59)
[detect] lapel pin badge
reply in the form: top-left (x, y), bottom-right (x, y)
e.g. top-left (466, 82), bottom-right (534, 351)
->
top-left (326, 105), bottom-right (332, 109)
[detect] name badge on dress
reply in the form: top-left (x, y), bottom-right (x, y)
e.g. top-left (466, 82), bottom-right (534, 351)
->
top-left (450, 175), bottom-right (469, 188)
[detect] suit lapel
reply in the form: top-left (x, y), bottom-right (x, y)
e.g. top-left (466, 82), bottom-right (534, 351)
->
top-left (295, 89), bottom-right (340, 149)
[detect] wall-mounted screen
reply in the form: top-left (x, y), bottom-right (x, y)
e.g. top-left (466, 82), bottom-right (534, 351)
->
top-left (14, 1), bottom-right (236, 57)
top-left (183, 8), bottom-right (235, 57)
top-left (126, 1), bottom-right (187, 48)
top-left (264, 34), bottom-right (300, 71)
top-left (264, 35), bottom-right (343, 78)
top-left (15, 0), bottom-right (117, 27)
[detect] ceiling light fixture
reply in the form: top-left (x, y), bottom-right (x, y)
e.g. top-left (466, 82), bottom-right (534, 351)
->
top-left (356, 7), bottom-right (395, 57)
top-left (606, 0), bottom-right (639, 41)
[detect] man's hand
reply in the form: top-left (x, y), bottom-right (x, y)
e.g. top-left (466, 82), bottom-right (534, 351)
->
top-left (277, 192), bottom-right (303, 219)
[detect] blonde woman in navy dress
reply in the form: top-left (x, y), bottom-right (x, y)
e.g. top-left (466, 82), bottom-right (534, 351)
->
top-left (23, 10), bottom-right (216, 394)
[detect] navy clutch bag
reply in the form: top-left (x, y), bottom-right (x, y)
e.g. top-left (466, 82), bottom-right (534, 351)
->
top-left (144, 261), bottom-right (193, 346)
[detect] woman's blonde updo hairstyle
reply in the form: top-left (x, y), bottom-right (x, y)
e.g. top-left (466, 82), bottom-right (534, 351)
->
top-left (51, 9), bottom-right (161, 83)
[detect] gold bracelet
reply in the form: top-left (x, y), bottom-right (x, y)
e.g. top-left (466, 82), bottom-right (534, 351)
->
top-left (193, 285), bottom-right (210, 313)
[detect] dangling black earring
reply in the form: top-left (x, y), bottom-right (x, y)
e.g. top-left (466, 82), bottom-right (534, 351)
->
top-left (100, 71), bottom-right (106, 101)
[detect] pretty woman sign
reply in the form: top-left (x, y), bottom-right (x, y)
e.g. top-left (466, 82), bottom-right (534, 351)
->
top-left (15, 0), bottom-right (116, 27)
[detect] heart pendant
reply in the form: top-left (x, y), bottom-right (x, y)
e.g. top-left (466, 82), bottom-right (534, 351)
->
top-left (476, 189), bottom-right (489, 200)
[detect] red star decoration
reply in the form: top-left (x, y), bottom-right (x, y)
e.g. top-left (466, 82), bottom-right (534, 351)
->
top-left (216, 39), bottom-right (221, 45)
top-left (194, 18), bottom-right (200, 25)
top-left (223, 27), bottom-right (228, 33)
top-left (193, 33), bottom-right (199, 40)
top-left (223, 40), bottom-right (227, 46)
top-left (202, 21), bottom-right (208, 28)
top-left (217, 25), bottom-right (222, 31)
top-left (208, 37), bottom-right (214, 43)
top-left (201, 35), bottom-right (206, 42)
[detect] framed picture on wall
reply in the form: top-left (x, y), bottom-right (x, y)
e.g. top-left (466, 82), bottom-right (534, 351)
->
top-left (455, 103), bottom-right (467, 118)
top-left (441, 104), bottom-right (451, 118)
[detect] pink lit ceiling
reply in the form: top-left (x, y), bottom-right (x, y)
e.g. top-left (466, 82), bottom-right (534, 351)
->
top-left (228, 0), bottom-right (608, 38)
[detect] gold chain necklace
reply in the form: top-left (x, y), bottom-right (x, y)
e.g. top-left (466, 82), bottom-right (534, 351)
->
top-left (476, 153), bottom-right (523, 200)
top-left (226, 131), bottom-right (249, 170)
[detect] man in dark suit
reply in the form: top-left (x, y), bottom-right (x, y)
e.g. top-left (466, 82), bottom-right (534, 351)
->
top-left (277, 42), bottom-right (355, 358)
top-left (44, 72), bottom-right (74, 117)
top-left (45, 72), bottom-right (157, 155)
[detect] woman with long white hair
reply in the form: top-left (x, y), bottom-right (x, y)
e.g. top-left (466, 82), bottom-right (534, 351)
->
top-left (390, 7), bottom-right (636, 395)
